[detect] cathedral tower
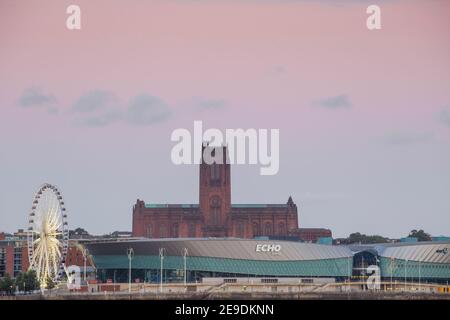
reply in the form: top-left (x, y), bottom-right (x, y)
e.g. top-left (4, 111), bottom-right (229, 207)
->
top-left (199, 144), bottom-right (231, 237)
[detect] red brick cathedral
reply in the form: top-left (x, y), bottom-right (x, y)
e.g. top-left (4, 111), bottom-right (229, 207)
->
top-left (133, 146), bottom-right (330, 240)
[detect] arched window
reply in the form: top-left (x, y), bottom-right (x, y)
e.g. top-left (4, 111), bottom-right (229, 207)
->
top-left (210, 196), bottom-right (221, 225)
top-left (146, 224), bottom-right (153, 238)
top-left (211, 163), bottom-right (220, 180)
top-left (252, 223), bottom-right (260, 237)
top-left (159, 224), bottom-right (167, 238)
top-left (188, 223), bottom-right (196, 237)
top-left (171, 223), bottom-right (179, 238)
top-left (278, 222), bottom-right (286, 235)
top-left (264, 222), bottom-right (272, 236)
top-left (237, 222), bottom-right (245, 238)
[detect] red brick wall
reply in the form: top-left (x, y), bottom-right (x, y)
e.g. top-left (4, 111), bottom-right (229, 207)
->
top-left (21, 246), bottom-right (29, 272)
top-left (65, 246), bottom-right (93, 267)
top-left (291, 228), bottom-right (332, 242)
top-left (5, 245), bottom-right (14, 276)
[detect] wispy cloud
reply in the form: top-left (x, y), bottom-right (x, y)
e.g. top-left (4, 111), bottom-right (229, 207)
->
top-left (126, 94), bottom-right (171, 126)
top-left (268, 65), bottom-right (286, 76)
top-left (17, 88), bottom-right (57, 114)
top-left (312, 94), bottom-right (352, 109)
top-left (437, 106), bottom-right (450, 127)
top-left (71, 91), bottom-right (172, 127)
top-left (72, 90), bottom-right (119, 113)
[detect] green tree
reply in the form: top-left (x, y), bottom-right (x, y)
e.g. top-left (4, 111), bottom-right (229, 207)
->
top-left (45, 276), bottom-right (56, 290)
top-left (15, 270), bottom-right (40, 293)
top-left (15, 272), bottom-right (25, 292)
top-left (344, 232), bottom-right (388, 244)
top-left (26, 270), bottom-right (40, 291)
top-left (0, 273), bottom-right (15, 295)
top-left (408, 229), bottom-right (431, 242)
top-left (70, 228), bottom-right (89, 236)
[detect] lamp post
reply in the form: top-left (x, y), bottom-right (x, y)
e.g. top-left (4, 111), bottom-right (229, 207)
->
top-left (159, 248), bottom-right (165, 293)
top-left (375, 257), bottom-right (380, 291)
top-left (127, 248), bottom-right (134, 294)
top-left (82, 248), bottom-right (88, 282)
top-left (418, 260), bottom-right (421, 290)
top-left (183, 248), bottom-right (188, 288)
top-left (390, 257), bottom-right (394, 291)
top-left (113, 270), bottom-right (117, 294)
top-left (404, 259), bottom-right (408, 292)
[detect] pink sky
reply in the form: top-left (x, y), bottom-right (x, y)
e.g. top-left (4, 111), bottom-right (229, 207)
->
top-left (0, 0), bottom-right (449, 237)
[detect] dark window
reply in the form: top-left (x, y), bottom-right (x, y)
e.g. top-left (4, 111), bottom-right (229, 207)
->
top-left (171, 223), bottom-right (179, 238)
top-left (188, 223), bottom-right (196, 237)
top-left (237, 222), bottom-right (245, 238)
top-left (147, 224), bottom-right (153, 238)
top-left (0, 248), bottom-right (5, 277)
top-left (210, 162), bottom-right (221, 186)
top-left (13, 247), bottom-right (22, 276)
top-left (159, 225), bottom-right (168, 238)
top-left (278, 222), bottom-right (286, 235)
top-left (210, 196), bottom-right (221, 225)
top-left (264, 222), bottom-right (272, 236)
top-left (252, 223), bottom-right (260, 237)
top-left (211, 207), bottom-right (220, 225)
top-left (211, 163), bottom-right (220, 179)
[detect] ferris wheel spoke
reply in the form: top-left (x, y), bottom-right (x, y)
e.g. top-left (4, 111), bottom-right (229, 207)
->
top-left (48, 201), bottom-right (59, 226)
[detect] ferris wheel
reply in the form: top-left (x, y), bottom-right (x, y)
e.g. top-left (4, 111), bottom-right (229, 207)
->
top-left (27, 183), bottom-right (69, 288)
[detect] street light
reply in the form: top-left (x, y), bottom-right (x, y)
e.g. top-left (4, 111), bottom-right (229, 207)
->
top-left (127, 248), bottom-right (134, 294)
top-left (182, 248), bottom-right (188, 287)
top-left (418, 260), bottom-right (421, 290)
top-left (82, 248), bottom-right (89, 282)
top-left (390, 257), bottom-right (394, 291)
top-left (404, 259), bottom-right (408, 292)
top-left (159, 248), bottom-right (165, 293)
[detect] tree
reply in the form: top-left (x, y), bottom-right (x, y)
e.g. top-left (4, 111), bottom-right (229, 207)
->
top-left (341, 232), bottom-right (389, 244)
top-left (69, 227), bottom-right (90, 239)
top-left (15, 272), bottom-right (25, 292)
top-left (15, 270), bottom-right (40, 293)
top-left (0, 273), bottom-right (14, 295)
top-left (26, 270), bottom-right (40, 291)
top-left (45, 276), bottom-right (56, 290)
top-left (408, 229), bottom-right (431, 242)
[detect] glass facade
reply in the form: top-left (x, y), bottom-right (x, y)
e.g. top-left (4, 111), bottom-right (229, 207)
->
top-left (92, 255), bottom-right (351, 283)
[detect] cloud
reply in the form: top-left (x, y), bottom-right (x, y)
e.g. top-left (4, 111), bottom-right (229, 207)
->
top-left (437, 107), bottom-right (450, 127)
top-left (312, 94), bottom-right (352, 109)
top-left (381, 131), bottom-right (434, 146)
top-left (72, 91), bottom-right (171, 127)
top-left (71, 90), bottom-right (121, 127)
top-left (18, 88), bottom-right (57, 113)
top-left (191, 96), bottom-right (227, 112)
top-left (126, 94), bottom-right (171, 126)
top-left (17, 89), bottom-right (172, 127)
top-left (72, 90), bottom-right (118, 113)
top-left (268, 65), bottom-right (286, 76)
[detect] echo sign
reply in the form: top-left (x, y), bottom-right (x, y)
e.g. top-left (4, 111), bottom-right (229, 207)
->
top-left (255, 244), bottom-right (282, 253)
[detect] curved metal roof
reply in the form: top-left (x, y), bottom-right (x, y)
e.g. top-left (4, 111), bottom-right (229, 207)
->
top-left (84, 238), bottom-right (353, 261)
top-left (348, 241), bottom-right (450, 264)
